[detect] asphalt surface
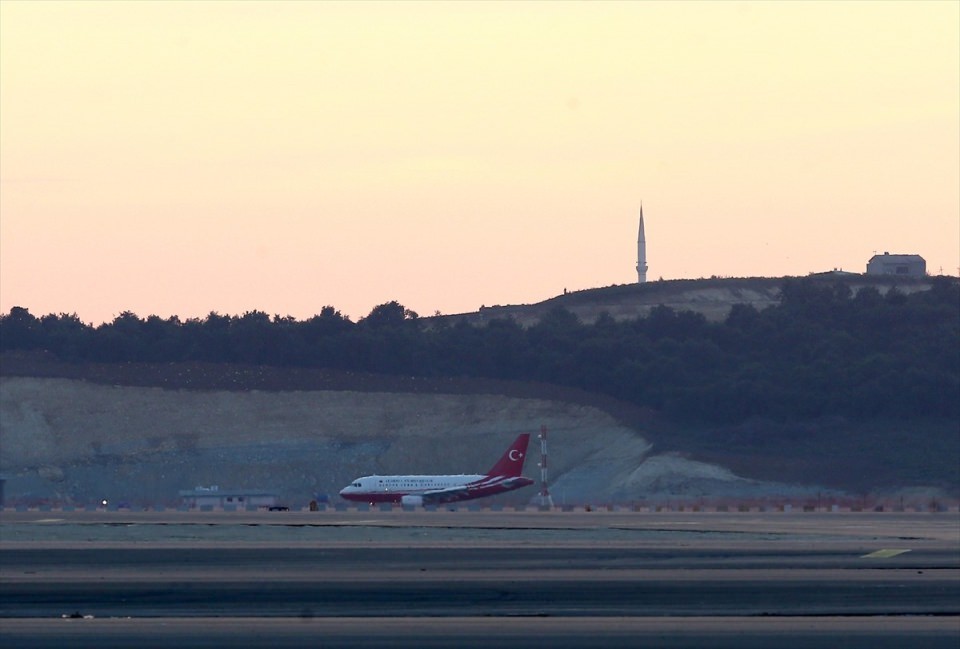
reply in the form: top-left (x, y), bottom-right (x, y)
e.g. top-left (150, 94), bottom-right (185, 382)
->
top-left (2, 510), bottom-right (958, 648)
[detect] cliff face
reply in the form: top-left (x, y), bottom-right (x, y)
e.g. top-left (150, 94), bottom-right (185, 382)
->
top-left (0, 376), bottom-right (820, 507)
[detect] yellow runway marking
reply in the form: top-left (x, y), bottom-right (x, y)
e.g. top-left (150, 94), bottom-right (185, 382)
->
top-left (861, 549), bottom-right (911, 558)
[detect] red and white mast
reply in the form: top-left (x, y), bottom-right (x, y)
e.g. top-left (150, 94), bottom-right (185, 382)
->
top-left (536, 425), bottom-right (554, 508)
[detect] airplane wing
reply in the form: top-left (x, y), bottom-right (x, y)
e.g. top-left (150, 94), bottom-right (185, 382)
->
top-left (420, 485), bottom-right (472, 505)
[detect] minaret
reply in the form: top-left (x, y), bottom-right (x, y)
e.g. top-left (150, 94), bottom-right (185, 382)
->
top-left (636, 204), bottom-right (648, 283)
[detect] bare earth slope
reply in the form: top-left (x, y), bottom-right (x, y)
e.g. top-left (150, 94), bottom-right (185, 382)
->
top-left (0, 363), bottom-right (822, 507)
top-left (0, 375), bottom-right (635, 506)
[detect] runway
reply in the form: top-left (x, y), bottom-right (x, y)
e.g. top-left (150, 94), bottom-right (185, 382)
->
top-left (2, 510), bottom-right (958, 648)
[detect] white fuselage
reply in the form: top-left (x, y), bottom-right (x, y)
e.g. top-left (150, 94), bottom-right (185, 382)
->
top-left (339, 474), bottom-right (485, 501)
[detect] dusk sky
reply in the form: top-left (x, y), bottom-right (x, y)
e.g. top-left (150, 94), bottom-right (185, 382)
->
top-left (2, 1), bottom-right (957, 324)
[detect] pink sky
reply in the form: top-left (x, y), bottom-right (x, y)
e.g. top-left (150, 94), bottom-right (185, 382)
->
top-left (2, 1), bottom-right (957, 324)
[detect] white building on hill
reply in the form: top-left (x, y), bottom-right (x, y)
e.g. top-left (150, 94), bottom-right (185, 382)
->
top-left (866, 253), bottom-right (926, 277)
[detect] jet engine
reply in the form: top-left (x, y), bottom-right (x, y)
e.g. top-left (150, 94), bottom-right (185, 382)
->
top-left (401, 495), bottom-right (424, 507)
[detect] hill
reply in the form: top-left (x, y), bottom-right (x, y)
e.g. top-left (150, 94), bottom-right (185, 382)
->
top-left (439, 274), bottom-right (936, 326)
top-left (1, 275), bottom-right (957, 507)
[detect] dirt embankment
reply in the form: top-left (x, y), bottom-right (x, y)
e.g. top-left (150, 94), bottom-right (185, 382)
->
top-left (0, 375), bottom-right (638, 506)
top-left (0, 362), bottom-right (825, 507)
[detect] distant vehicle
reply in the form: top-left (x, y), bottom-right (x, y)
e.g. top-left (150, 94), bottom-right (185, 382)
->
top-left (267, 505), bottom-right (290, 511)
top-left (339, 433), bottom-right (534, 506)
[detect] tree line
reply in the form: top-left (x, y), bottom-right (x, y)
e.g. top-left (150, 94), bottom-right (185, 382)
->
top-left (2, 277), bottom-right (957, 424)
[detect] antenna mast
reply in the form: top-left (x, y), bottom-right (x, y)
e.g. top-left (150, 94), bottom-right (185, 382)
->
top-left (536, 425), bottom-right (554, 508)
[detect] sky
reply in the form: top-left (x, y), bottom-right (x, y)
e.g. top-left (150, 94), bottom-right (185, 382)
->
top-left (1, 1), bottom-right (958, 325)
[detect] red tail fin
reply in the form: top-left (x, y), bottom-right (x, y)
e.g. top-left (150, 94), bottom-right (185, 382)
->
top-left (485, 433), bottom-right (531, 477)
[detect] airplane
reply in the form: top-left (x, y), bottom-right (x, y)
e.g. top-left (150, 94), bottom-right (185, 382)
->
top-left (339, 433), bottom-right (534, 506)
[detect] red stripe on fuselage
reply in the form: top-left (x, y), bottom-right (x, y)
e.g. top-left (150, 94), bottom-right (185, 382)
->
top-left (339, 475), bottom-right (534, 503)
